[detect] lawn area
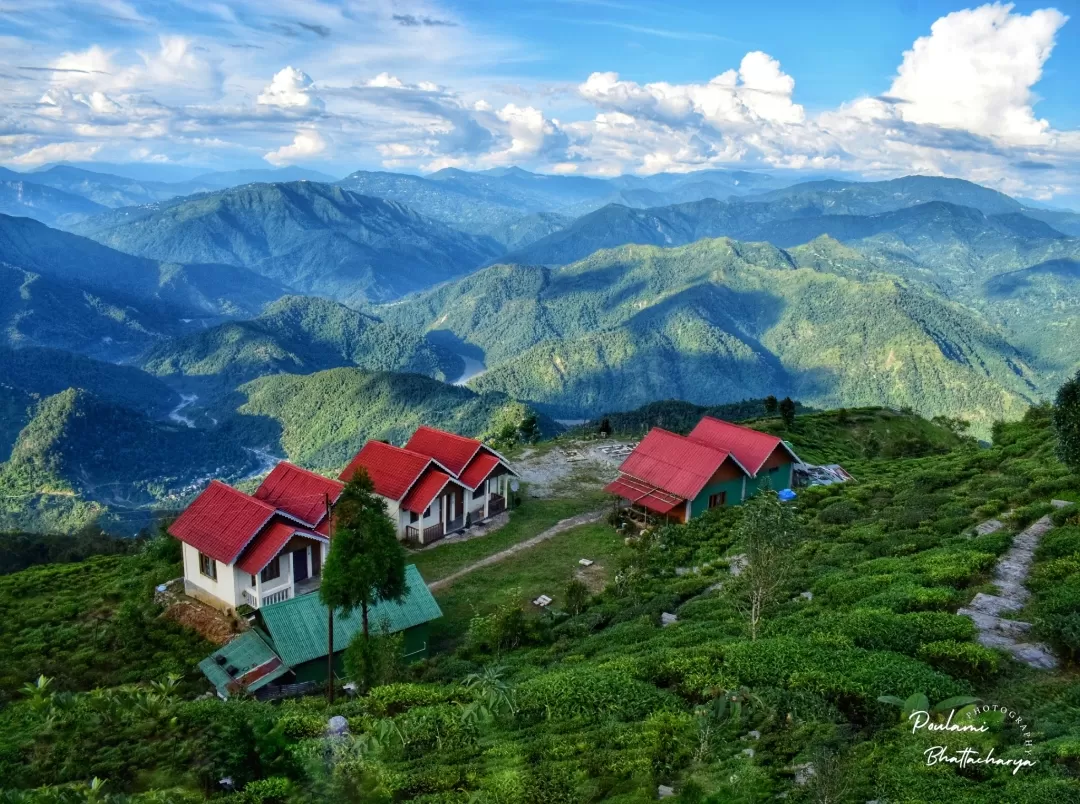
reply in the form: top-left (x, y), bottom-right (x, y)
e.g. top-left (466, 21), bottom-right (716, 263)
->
top-left (407, 489), bottom-right (608, 583)
top-left (428, 521), bottom-right (629, 642)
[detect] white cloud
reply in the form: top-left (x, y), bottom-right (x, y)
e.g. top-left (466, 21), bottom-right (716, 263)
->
top-left (367, 72), bottom-right (405, 89)
top-left (887, 3), bottom-right (1068, 143)
top-left (264, 129), bottom-right (327, 165)
top-left (483, 104), bottom-right (566, 165)
top-left (1, 1), bottom-right (1078, 202)
top-left (9, 141), bottom-right (103, 166)
top-left (579, 51), bottom-right (805, 129)
top-left (258, 66), bottom-right (323, 111)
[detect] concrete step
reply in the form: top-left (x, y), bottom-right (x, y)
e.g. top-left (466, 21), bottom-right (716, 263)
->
top-left (957, 609), bottom-right (1032, 638)
top-left (1007, 642), bottom-right (1058, 670)
top-left (966, 592), bottom-right (1024, 617)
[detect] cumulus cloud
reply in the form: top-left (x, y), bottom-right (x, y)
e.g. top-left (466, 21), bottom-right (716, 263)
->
top-left (887, 3), bottom-right (1067, 143)
top-left (9, 140), bottom-right (103, 166)
top-left (258, 67), bottom-right (323, 111)
top-left (2, 1), bottom-right (1078, 202)
top-left (580, 51), bottom-right (805, 130)
top-left (264, 129), bottom-right (327, 165)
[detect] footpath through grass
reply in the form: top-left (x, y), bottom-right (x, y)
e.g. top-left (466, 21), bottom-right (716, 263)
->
top-left (407, 489), bottom-right (607, 583)
top-left (430, 520), bottom-right (628, 641)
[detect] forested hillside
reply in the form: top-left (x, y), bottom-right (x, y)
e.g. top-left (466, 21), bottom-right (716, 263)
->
top-left (0, 389), bottom-right (257, 532)
top-left (141, 295), bottom-right (463, 390)
top-left (221, 367), bottom-right (544, 469)
top-left (383, 237), bottom-right (1039, 430)
top-left (69, 182), bottom-right (500, 304)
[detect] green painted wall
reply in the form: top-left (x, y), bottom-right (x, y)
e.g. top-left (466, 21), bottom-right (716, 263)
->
top-left (745, 462), bottom-right (794, 496)
top-left (689, 476), bottom-right (746, 518)
top-left (289, 623), bottom-right (432, 684)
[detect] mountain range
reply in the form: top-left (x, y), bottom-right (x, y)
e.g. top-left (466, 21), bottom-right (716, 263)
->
top-left (67, 182), bottom-right (499, 304)
top-left (2, 164), bottom-right (1080, 532)
top-left (140, 295), bottom-right (463, 391)
top-left (380, 236), bottom-right (1038, 425)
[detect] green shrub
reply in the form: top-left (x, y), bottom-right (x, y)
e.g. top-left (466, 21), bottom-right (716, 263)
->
top-left (363, 683), bottom-right (465, 717)
top-left (1014, 501), bottom-right (1055, 527)
top-left (516, 666), bottom-right (677, 722)
top-left (916, 640), bottom-right (1000, 679)
top-left (233, 776), bottom-right (292, 804)
top-left (818, 500), bottom-right (862, 525)
top-left (813, 610), bottom-right (974, 656)
top-left (1037, 526), bottom-right (1080, 561)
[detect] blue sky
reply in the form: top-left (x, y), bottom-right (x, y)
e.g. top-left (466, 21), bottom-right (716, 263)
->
top-left (1, 1), bottom-right (1079, 202)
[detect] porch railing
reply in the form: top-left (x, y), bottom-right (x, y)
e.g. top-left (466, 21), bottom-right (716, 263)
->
top-left (488, 494), bottom-right (506, 516)
top-left (241, 586), bottom-right (291, 609)
top-left (405, 522), bottom-right (446, 545)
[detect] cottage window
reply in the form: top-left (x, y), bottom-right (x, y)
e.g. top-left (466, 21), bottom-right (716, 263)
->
top-left (708, 492), bottom-right (727, 509)
top-left (198, 552), bottom-right (217, 580)
top-left (473, 487), bottom-right (484, 500)
top-left (260, 557), bottom-right (281, 583)
top-left (409, 511), bottom-right (419, 523)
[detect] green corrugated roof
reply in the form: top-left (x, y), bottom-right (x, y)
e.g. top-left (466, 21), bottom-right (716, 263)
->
top-left (197, 629), bottom-right (291, 698)
top-left (258, 564), bottom-right (442, 668)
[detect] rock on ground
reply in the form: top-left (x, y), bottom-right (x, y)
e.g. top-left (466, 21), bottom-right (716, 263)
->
top-left (957, 515), bottom-right (1057, 670)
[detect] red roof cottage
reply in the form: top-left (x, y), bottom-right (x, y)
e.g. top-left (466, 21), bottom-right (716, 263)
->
top-left (604, 417), bottom-right (800, 523)
top-left (170, 426), bottom-right (519, 611)
top-left (170, 466), bottom-right (343, 612)
top-left (688, 416), bottom-right (800, 495)
top-left (341, 427), bottom-right (518, 545)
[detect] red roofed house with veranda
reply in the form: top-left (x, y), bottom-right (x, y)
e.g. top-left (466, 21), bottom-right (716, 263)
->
top-left (170, 426), bottom-right (518, 612)
top-left (604, 416), bottom-right (799, 524)
top-left (340, 426), bottom-right (518, 545)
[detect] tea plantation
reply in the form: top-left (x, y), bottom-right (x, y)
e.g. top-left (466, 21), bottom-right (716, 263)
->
top-left (1, 406), bottom-right (1079, 802)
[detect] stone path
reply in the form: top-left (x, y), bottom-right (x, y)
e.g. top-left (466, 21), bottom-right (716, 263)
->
top-left (957, 515), bottom-right (1057, 670)
top-left (427, 509), bottom-right (606, 592)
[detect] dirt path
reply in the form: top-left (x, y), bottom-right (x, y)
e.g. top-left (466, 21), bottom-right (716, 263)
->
top-left (958, 514), bottom-right (1057, 670)
top-left (427, 509), bottom-right (606, 592)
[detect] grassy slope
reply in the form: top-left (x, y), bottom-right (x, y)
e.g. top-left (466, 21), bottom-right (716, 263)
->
top-left (3, 410), bottom-right (1080, 800)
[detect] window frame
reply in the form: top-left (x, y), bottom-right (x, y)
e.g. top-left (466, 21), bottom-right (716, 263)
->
top-left (260, 556), bottom-right (281, 584)
top-left (708, 491), bottom-right (727, 509)
top-left (198, 551), bottom-right (217, 581)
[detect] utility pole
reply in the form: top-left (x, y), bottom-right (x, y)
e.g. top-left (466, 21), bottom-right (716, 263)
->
top-left (325, 492), bottom-right (334, 704)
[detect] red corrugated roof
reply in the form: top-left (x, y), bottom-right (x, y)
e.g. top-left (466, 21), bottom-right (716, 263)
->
top-left (458, 452), bottom-right (502, 490)
top-left (619, 428), bottom-right (740, 500)
top-left (400, 469), bottom-right (455, 515)
top-left (404, 425), bottom-right (482, 476)
top-left (604, 476), bottom-right (685, 514)
top-left (254, 462), bottom-right (344, 527)
top-left (169, 480), bottom-right (276, 564)
top-left (688, 416), bottom-right (795, 476)
top-left (235, 518), bottom-right (325, 575)
top-left (339, 441), bottom-right (433, 501)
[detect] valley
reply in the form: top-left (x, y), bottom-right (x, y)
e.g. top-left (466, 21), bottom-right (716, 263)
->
top-left (0, 163), bottom-right (1078, 540)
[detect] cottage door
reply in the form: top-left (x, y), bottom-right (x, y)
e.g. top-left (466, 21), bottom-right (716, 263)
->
top-left (293, 549), bottom-right (309, 582)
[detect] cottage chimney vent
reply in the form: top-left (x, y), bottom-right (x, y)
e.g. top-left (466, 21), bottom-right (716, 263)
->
top-left (214, 655), bottom-right (227, 665)
top-left (226, 665), bottom-right (238, 676)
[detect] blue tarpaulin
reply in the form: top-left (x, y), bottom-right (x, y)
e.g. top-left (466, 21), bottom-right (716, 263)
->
top-left (778, 488), bottom-right (797, 501)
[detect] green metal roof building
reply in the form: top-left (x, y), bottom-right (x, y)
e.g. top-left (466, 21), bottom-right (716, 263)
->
top-left (198, 630), bottom-right (292, 699)
top-left (198, 564), bottom-right (442, 696)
